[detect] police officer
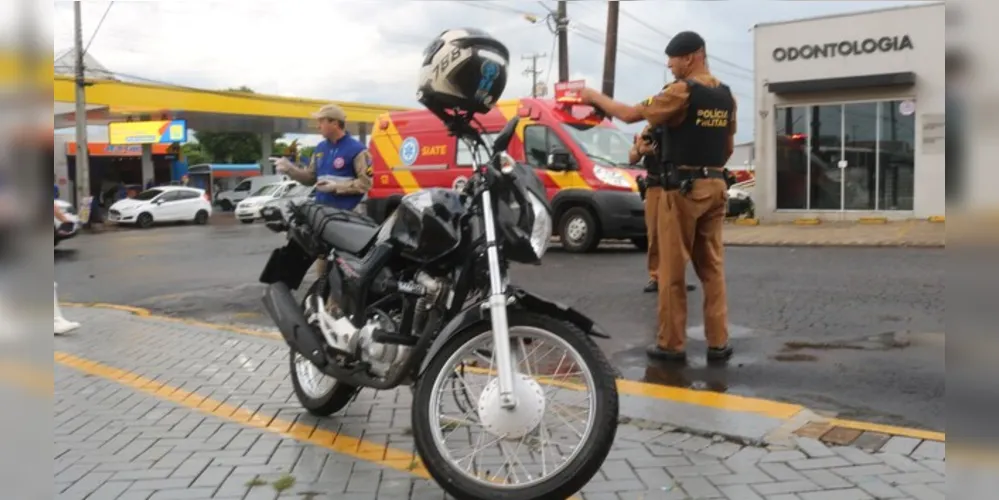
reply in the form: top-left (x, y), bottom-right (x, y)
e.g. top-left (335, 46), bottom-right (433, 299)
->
top-left (275, 103), bottom-right (374, 276)
top-left (632, 128), bottom-right (663, 293)
top-left (581, 31), bottom-right (736, 363)
top-left (633, 127), bottom-right (698, 295)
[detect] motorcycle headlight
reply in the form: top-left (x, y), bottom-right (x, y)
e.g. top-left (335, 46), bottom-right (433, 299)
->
top-left (593, 165), bottom-right (632, 189)
top-left (526, 191), bottom-right (552, 259)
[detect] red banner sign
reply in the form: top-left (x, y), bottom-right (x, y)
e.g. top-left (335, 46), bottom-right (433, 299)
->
top-left (554, 80), bottom-right (585, 104)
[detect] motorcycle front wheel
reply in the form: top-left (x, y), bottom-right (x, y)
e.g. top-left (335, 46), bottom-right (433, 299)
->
top-left (412, 312), bottom-right (619, 500)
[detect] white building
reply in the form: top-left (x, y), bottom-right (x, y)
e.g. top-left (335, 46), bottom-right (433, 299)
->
top-left (752, 2), bottom-right (945, 221)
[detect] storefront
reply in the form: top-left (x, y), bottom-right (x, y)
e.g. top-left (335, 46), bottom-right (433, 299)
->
top-left (752, 2), bottom-right (945, 221)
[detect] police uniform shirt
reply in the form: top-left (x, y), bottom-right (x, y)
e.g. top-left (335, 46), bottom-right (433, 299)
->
top-left (636, 74), bottom-right (738, 162)
top-left (307, 132), bottom-right (373, 210)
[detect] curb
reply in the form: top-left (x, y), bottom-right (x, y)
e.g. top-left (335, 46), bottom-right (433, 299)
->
top-left (62, 302), bottom-right (945, 447)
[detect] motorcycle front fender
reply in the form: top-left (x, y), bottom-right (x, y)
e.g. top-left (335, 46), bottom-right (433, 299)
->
top-left (418, 286), bottom-right (609, 376)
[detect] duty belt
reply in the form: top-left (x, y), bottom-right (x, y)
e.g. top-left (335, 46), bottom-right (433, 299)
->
top-left (649, 167), bottom-right (726, 195)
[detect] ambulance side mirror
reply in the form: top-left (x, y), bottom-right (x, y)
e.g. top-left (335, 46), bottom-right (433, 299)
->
top-left (547, 149), bottom-right (574, 171)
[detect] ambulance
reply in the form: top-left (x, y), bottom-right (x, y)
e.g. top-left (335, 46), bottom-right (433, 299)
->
top-left (365, 98), bottom-right (648, 253)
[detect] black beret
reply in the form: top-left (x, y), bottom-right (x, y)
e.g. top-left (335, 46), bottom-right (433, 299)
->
top-left (665, 31), bottom-right (705, 57)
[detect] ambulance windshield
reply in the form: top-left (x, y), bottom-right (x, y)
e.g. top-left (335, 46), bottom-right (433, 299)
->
top-left (561, 124), bottom-right (635, 168)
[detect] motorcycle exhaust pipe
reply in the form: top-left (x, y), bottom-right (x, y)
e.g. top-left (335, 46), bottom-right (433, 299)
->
top-left (262, 282), bottom-right (328, 368)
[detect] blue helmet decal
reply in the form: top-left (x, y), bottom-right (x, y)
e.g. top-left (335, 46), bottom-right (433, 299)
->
top-left (475, 61), bottom-right (500, 102)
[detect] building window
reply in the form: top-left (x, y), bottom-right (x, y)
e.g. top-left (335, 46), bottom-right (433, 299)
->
top-left (775, 100), bottom-right (915, 211)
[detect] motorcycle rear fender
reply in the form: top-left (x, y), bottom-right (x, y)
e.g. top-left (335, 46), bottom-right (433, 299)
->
top-left (418, 286), bottom-right (609, 376)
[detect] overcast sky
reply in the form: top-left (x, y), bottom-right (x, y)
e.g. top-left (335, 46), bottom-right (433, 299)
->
top-left (49, 0), bottom-right (925, 145)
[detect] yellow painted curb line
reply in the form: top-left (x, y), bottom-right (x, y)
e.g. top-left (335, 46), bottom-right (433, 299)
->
top-left (55, 351), bottom-right (584, 497)
top-left (828, 418), bottom-right (945, 442)
top-left (928, 215), bottom-right (945, 223)
top-left (55, 351), bottom-right (432, 478)
top-left (794, 218), bottom-right (821, 225)
top-left (733, 218), bottom-right (760, 226)
top-left (858, 217), bottom-right (887, 225)
top-left (63, 302), bottom-right (943, 442)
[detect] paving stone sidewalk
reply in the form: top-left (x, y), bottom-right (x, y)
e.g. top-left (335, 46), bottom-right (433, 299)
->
top-left (721, 221), bottom-right (945, 247)
top-left (54, 307), bottom-right (947, 499)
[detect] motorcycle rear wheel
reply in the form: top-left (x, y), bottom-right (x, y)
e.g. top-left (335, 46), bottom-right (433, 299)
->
top-left (412, 311), bottom-right (619, 500)
top-left (288, 280), bottom-right (358, 417)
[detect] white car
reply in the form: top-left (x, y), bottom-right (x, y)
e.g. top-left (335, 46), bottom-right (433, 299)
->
top-left (235, 181), bottom-right (301, 223)
top-left (107, 186), bottom-right (212, 229)
top-left (54, 199), bottom-right (80, 246)
top-left (215, 174), bottom-right (288, 211)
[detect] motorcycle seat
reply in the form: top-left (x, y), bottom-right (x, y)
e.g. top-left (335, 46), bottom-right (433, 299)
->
top-left (296, 203), bottom-right (379, 255)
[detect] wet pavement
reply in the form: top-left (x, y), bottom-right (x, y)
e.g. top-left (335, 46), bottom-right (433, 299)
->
top-left (54, 306), bottom-right (948, 500)
top-left (55, 215), bottom-right (944, 431)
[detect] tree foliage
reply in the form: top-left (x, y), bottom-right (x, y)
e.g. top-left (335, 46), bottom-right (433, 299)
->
top-left (187, 86), bottom-right (284, 164)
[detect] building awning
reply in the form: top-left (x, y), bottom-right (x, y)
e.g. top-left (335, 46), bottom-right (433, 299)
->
top-left (768, 71), bottom-right (916, 95)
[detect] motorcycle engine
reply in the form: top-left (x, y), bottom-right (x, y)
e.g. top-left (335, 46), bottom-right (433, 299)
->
top-left (350, 311), bottom-right (407, 378)
top-left (347, 271), bottom-right (446, 378)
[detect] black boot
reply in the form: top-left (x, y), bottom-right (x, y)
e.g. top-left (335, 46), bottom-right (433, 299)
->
top-left (707, 345), bottom-right (734, 362)
top-left (646, 345), bottom-right (687, 363)
top-left (644, 279), bottom-right (658, 293)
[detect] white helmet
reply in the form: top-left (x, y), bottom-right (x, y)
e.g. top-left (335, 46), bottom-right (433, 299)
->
top-left (416, 28), bottom-right (510, 118)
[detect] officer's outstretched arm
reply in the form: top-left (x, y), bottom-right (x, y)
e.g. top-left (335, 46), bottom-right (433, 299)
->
top-left (334, 150), bottom-right (374, 196)
top-left (283, 155), bottom-right (318, 186)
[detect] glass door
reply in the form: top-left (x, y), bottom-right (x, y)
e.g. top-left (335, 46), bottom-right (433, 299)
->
top-left (843, 103), bottom-right (879, 210)
top-left (775, 101), bottom-right (915, 212)
top-left (807, 104), bottom-right (843, 210)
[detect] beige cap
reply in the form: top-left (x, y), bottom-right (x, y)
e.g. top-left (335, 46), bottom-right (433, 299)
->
top-left (311, 103), bottom-right (346, 122)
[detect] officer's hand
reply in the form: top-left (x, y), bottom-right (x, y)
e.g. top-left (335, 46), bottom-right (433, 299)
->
top-left (273, 158), bottom-right (294, 174)
top-left (579, 87), bottom-right (601, 105)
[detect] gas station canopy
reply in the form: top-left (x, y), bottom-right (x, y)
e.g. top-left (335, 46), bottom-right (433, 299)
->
top-left (53, 75), bottom-right (413, 138)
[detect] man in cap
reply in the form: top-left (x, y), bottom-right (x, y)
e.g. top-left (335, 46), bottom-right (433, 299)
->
top-left (275, 103), bottom-right (373, 211)
top-left (275, 103), bottom-right (374, 276)
top-left (580, 30), bottom-right (736, 363)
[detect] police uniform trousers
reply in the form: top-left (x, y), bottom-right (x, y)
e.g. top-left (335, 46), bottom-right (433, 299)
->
top-left (644, 186), bottom-right (663, 281)
top-left (655, 172), bottom-right (729, 352)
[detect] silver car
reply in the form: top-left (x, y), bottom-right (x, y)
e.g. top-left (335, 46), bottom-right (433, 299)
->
top-left (260, 183), bottom-right (315, 218)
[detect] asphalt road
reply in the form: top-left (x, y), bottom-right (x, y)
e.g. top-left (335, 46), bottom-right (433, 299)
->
top-left (55, 216), bottom-right (944, 431)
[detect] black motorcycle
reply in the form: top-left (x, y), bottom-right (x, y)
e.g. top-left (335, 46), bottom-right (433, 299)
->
top-left (258, 114), bottom-right (619, 500)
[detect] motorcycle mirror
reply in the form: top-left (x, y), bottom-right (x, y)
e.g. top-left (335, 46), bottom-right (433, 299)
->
top-left (492, 116), bottom-right (520, 154)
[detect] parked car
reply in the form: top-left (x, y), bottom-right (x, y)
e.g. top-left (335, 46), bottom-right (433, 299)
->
top-left (259, 183), bottom-right (315, 218)
top-left (215, 175), bottom-right (288, 211)
top-left (235, 181), bottom-right (305, 223)
top-left (107, 186), bottom-right (212, 229)
top-left (54, 199), bottom-right (80, 246)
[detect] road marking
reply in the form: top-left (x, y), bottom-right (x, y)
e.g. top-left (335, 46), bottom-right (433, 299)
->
top-left (54, 351), bottom-right (432, 479)
top-left (827, 418), bottom-right (946, 442)
top-left (63, 302), bottom-right (945, 442)
top-left (54, 350), bottom-right (585, 499)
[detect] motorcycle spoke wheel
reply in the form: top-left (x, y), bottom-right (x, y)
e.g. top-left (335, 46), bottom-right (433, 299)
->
top-left (293, 352), bottom-right (337, 399)
top-left (427, 326), bottom-right (597, 489)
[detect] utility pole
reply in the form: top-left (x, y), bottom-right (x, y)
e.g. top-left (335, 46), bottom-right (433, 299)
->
top-left (73, 1), bottom-right (91, 212)
top-left (522, 53), bottom-right (546, 97)
top-left (556, 0), bottom-right (568, 82)
top-left (602, 0), bottom-right (620, 97)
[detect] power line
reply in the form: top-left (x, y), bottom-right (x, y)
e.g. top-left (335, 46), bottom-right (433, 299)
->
top-left (522, 52), bottom-right (547, 97)
top-left (83, 2), bottom-right (114, 56)
top-left (618, 4), bottom-right (753, 76)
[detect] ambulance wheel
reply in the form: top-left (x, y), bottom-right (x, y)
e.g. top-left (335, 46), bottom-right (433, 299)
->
top-left (631, 237), bottom-right (648, 250)
top-left (220, 200), bottom-right (234, 211)
top-left (559, 207), bottom-right (599, 253)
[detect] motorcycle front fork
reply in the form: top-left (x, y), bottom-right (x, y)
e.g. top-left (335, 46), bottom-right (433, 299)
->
top-left (479, 190), bottom-right (518, 410)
